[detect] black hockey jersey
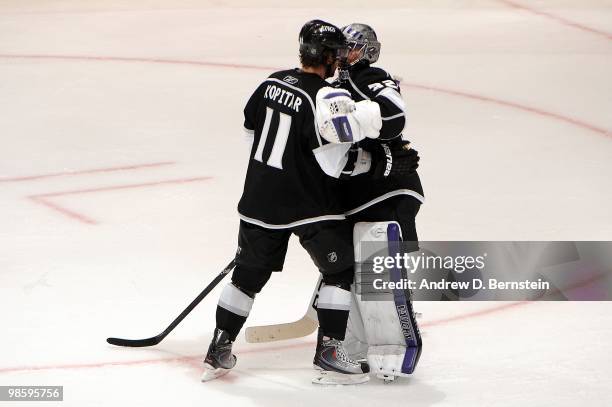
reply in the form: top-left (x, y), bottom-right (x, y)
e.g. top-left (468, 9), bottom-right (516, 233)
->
top-left (237, 69), bottom-right (345, 228)
top-left (336, 63), bottom-right (424, 214)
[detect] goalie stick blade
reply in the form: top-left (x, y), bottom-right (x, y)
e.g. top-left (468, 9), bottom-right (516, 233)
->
top-left (245, 315), bottom-right (318, 343)
top-left (245, 277), bottom-right (322, 343)
top-left (106, 336), bottom-right (161, 347)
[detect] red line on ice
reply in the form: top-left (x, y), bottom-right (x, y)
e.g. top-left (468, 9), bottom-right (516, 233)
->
top-left (0, 161), bottom-right (175, 182)
top-left (0, 341), bottom-right (313, 374)
top-left (0, 53), bottom-right (277, 72)
top-left (498, 0), bottom-right (612, 40)
top-left (0, 302), bottom-right (529, 375)
top-left (1, 272), bottom-right (601, 375)
top-left (29, 195), bottom-right (98, 224)
top-left (0, 53), bottom-right (609, 138)
top-left (419, 271), bottom-right (606, 328)
top-left (31, 176), bottom-right (213, 198)
top-left (28, 176), bottom-right (212, 224)
top-left (400, 82), bottom-right (611, 137)
top-left (421, 301), bottom-right (530, 328)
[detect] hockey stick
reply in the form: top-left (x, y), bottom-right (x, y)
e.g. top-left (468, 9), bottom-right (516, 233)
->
top-left (107, 259), bottom-right (236, 347)
top-left (245, 278), bottom-right (424, 344)
top-left (245, 278), bottom-right (323, 343)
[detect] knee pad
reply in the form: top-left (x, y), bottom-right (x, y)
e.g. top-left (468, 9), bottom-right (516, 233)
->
top-left (321, 267), bottom-right (353, 287)
top-left (345, 221), bottom-right (422, 380)
top-left (231, 265), bottom-right (273, 295)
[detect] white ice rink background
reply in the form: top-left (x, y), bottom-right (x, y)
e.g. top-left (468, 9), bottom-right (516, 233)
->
top-left (1, 1), bottom-right (611, 406)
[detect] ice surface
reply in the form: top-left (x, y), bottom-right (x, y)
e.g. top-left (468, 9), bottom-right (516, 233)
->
top-left (1, 1), bottom-right (611, 406)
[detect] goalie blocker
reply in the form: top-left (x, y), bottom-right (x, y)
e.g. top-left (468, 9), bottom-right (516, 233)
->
top-left (344, 221), bottom-right (422, 381)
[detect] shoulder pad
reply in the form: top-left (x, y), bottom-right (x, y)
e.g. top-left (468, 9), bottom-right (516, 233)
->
top-left (352, 66), bottom-right (391, 84)
top-left (350, 67), bottom-right (401, 98)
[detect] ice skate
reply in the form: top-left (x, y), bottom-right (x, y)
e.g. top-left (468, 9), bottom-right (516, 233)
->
top-left (201, 328), bottom-right (237, 382)
top-left (312, 330), bottom-right (370, 385)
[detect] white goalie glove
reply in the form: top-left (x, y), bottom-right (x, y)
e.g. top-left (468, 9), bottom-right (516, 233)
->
top-left (315, 87), bottom-right (382, 144)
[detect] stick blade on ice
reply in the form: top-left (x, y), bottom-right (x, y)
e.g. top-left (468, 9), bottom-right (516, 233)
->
top-left (106, 336), bottom-right (161, 347)
top-left (245, 277), bottom-right (322, 343)
top-left (245, 315), bottom-right (318, 343)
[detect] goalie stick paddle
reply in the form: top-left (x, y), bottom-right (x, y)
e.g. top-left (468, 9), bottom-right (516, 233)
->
top-left (106, 259), bottom-right (236, 347)
top-left (245, 278), bottom-right (322, 343)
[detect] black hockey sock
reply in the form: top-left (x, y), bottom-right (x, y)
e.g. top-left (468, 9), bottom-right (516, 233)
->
top-left (317, 308), bottom-right (350, 340)
top-left (315, 282), bottom-right (352, 340)
top-left (215, 306), bottom-right (247, 342)
top-left (214, 282), bottom-right (256, 342)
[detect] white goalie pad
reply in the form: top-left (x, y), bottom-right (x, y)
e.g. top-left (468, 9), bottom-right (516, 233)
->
top-left (345, 221), bottom-right (421, 380)
top-left (315, 87), bottom-right (382, 144)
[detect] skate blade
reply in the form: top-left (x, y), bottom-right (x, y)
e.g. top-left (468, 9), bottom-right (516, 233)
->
top-left (312, 368), bottom-right (369, 385)
top-left (201, 363), bottom-right (231, 382)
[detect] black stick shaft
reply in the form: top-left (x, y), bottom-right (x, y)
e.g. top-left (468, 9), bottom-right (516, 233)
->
top-left (107, 258), bottom-right (236, 347)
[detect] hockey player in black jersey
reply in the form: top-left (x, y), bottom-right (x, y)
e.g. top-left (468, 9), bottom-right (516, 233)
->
top-left (334, 23), bottom-right (424, 378)
top-left (337, 23), bottom-right (423, 221)
top-left (202, 20), bottom-right (394, 385)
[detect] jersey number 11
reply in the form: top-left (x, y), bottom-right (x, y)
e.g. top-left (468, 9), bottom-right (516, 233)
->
top-left (253, 107), bottom-right (292, 170)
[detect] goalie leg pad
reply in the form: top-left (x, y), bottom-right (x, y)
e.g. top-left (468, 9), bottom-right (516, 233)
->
top-left (346, 221), bottom-right (422, 379)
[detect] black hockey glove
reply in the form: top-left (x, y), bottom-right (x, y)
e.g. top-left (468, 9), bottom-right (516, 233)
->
top-left (370, 141), bottom-right (420, 179)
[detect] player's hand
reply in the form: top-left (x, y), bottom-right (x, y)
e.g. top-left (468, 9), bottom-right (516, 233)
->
top-left (392, 141), bottom-right (420, 174)
top-left (370, 141), bottom-right (420, 179)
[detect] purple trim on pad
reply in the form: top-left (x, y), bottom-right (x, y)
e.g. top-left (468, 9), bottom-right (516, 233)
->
top-left (323, 91), bottom-right (350, 99)
top-left (387, 223), bottom-right (418, 374)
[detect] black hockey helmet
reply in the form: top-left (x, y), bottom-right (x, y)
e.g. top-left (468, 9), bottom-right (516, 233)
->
top-left (299, 19), bottom-right (348, 70)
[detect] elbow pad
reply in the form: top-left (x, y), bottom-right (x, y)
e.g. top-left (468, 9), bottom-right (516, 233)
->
top-left (352, 100), bottom-right (382, 140)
